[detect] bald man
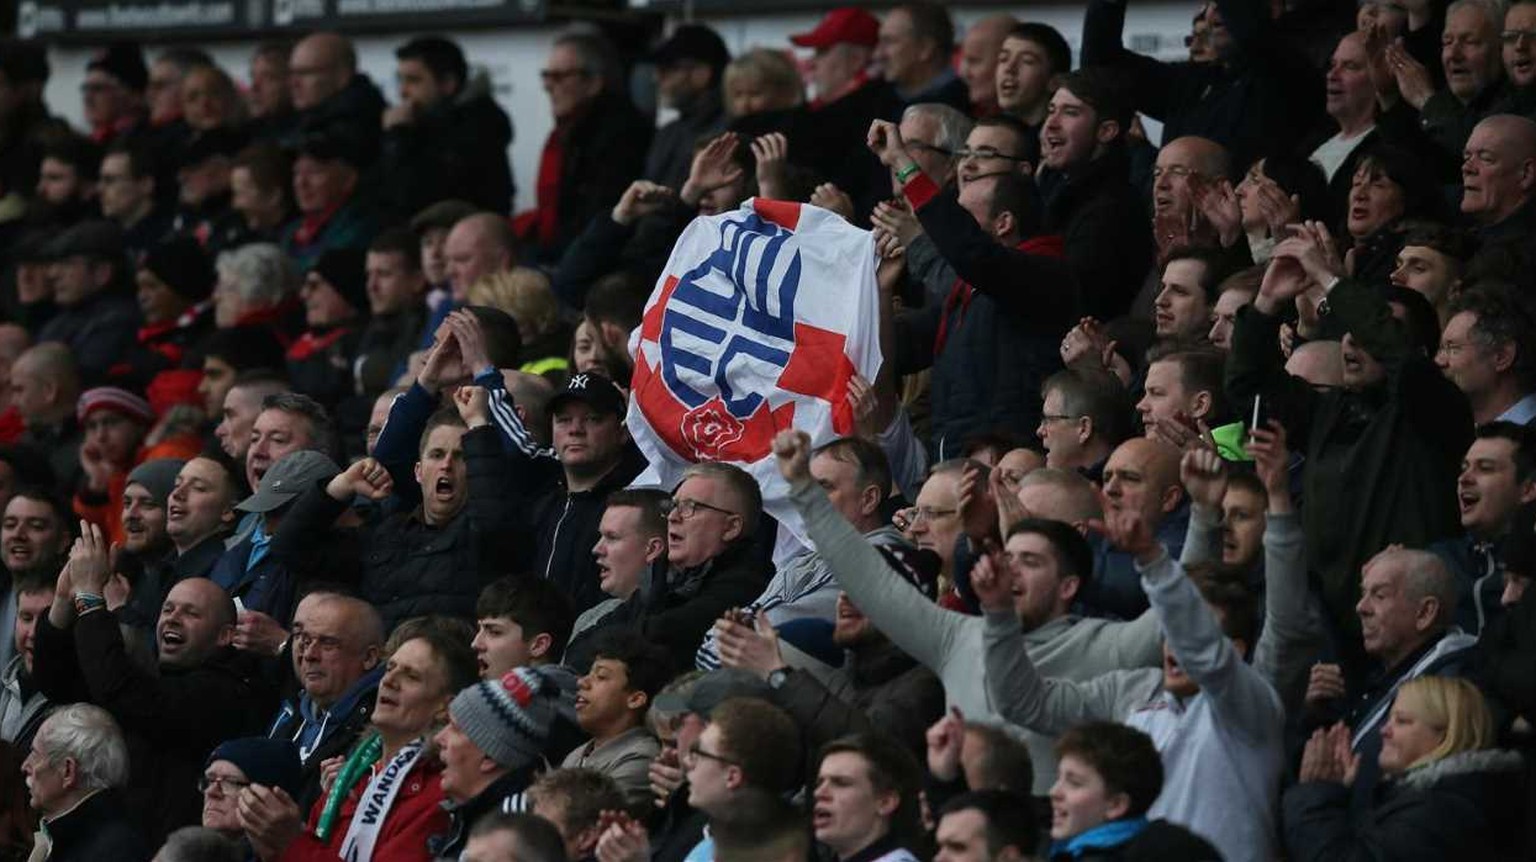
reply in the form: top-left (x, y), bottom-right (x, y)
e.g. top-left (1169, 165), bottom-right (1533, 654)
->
top-left (1462, 114), bottom-right (1536, 288)
top-left (959, 15), bottom-right (1016, 114)
top-left (11, 343), bottom-right (83, 487)
top-left (286, 32), bottom-right (384, 155)
top-left (33, 573), bottom-right (276, 842)
top-left (445, 213), bottom-right (517, 303)
top-left (1285, 340), bottom-right (1344, 389)
top-left (1084, 438), bottom-right (1189, 619)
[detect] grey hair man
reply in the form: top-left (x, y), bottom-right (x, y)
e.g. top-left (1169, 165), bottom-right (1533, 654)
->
top-left (23, 704), bottom-right (147, 857)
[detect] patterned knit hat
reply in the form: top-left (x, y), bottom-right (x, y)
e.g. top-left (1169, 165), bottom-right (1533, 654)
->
top-left (448, 666), bottom-right (561, 770)
top-left (77, 386), bottom-right (154, 425)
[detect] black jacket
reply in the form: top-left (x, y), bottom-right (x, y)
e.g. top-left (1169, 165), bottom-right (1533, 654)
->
top-left (1040, 145), bottom-right (1155, 320)
top-left (278, 425), bottom-right (514, 631)
top-left (1082, 0), bottom-right (1322, 172)
top-left (1226, 278), bottom-right (1471, 670)
top-left (552, 205), bottom-right (694, 311)
top-left (31, 611), bottom-right (276, 845)
top-left (504, 442), bottom-right (649, 614)
top-left (895, 173), bottom-right (1076, 458)
top-left (35, 292), bottom-right (141, 385)
top-left (284, 74), bottom-right (387, 162)
top-left (381, 74), bottom-right (515, 220)
top-left (797, 81), bottom-right (903, 217)
top-left (37, 789), bottom-right (150, 862)
top-left (532, 91), bottom-right (653, 264)
top-left (1283, 749), bottom-right (1528, 862)
top-left (1469, 198), bottom-right (1536, 293)
top-left (644, 90), bottom-right (727, 192)
top-left (568, 543), bottom-right (770, 674)
top-left (429, 765), bottom-right (539, 859)
top-left (355, 305), bottom-right (427, 397)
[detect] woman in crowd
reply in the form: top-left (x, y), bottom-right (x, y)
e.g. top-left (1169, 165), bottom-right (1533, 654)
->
top-left (1282, 676), bottom-right (1526, 861)
top-left (1340, 144), bottom-right (1445, 284)
top-left (237, 617), bottom-right (478, 862)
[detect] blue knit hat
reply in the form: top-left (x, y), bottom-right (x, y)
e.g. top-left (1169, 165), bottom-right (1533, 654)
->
top-left (448, 666), bottom-right (561, 770)
top-left (205, 738), bottom-right (303, 800)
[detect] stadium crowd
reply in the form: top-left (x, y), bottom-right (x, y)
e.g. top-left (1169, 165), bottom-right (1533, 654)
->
top-left (0, 0), bottom-right (1533, 859)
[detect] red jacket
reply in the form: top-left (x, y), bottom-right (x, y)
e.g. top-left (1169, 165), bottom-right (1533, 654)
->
top-left (281, 754), bottom-right (448, 862)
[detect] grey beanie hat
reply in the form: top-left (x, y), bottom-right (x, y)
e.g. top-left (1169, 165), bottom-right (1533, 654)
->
top-left (448, 665), bottom-right (561, 770)
top-left (126, 458), bottom-right (187, 507)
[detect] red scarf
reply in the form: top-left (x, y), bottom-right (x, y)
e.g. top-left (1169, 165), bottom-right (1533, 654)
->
top-left (287, 326), bottom-right (352, 361)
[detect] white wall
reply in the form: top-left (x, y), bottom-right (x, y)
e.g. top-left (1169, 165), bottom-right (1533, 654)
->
top-left (40, 3), bottom-right (1199, 212)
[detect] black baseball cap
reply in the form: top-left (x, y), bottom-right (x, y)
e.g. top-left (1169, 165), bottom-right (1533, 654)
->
top-left (649, 24), bottom-right (730, 72)
top-left (548, 372), bottom-right (627, 418)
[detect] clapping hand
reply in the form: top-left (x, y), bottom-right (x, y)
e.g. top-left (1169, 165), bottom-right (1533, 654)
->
top-left (925, 707), bottom-right (967, 782)
top-left (68, 521), bottom-right (115, 596)
top-left (714, 612), bottom-right (784, 680)
top-left (595, 809), bottom-right (650, 862)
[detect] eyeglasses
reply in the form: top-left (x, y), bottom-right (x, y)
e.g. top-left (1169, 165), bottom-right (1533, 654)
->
top-left (955, 147), bottom-right (1029, 163)
top-left (540, 68), bottom-right (590, 84)
top-left (661, 497), bottom-right (738, 520)
top-left (293, 632), bottom-right (346, 654)
top-left (685, 742), bottom-right (737, 767)
top-left (199, 774), bottom-right (252, 794)
top-left (905, 141), bottom-right (954, 159)
top-left (903, 506), bottom-right (958, 525)
top-left (1503, 29), bottom-right (1536, 46)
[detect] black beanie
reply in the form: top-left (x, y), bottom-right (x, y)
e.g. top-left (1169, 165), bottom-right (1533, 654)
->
top-left (203, 325), bottom-right (287, 373)
top-left (142, 236), bottom-right (216, 302)
top-left (311, 248), bottom-right (369, 316)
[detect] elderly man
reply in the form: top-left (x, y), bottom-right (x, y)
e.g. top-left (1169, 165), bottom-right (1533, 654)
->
top-left (775, 428), bottom-right (1163, 795)
top-left (23, 704), bottom-right (147, 859)
top-left (1412, 0), bottom-right (1508, 161)
top-left (265, 590), bottom-right (384, 807)
top-left (286, 32), bottom-right (385, 147)
top-left (1305, 547), bottom-right (1476, 807)
top-left (523, 31), bottom-right (651, 263)
top-left (877, 3), bottom-right (969, 110)
top-left (243, 392), bottom-right (332, 495)
top-left (11, 343), bottom-right (83, 486)
top-left (280, 131), bottom-right (378, 270)
top-left (958, 15), bottom-right (1016, 116)
top-left (790, 7), bottom-right (902, 214)
top-left (1037, 367), bottom-right (1133, 482)
top-left (37, 220), bottom-right (141, 384)
top-left (33, 548), bottom-right (275, 844)
top-left (381, 36), bottom-right (513, 219)
top-left (697, 437), bottom-right (912, 671)
top-left (429, 666), bottom-right (566, 858)
top-left (1437, 284), bottom-right (1536, 424)
top-left (602, 463), bottom-right (770, 672)
top-left (1229, 227), bottom-right (1472, 675)
top-left (1462, 114), bottom-right (1536, 286)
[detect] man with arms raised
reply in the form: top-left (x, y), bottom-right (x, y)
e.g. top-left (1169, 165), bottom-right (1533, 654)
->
top-left (33, 531), bottom-right (275, 843)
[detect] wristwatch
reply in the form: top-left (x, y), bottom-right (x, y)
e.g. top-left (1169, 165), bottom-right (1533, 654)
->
top-left (766, 667), bottom-right (791, 690)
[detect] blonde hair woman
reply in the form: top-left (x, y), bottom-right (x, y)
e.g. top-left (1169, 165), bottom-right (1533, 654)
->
top-left (1282, 676), bottom-right (1525, 861)
top-left (722, 48), bottom-right (803, 118)
top-left (466, 268), bottom-right (570, 380)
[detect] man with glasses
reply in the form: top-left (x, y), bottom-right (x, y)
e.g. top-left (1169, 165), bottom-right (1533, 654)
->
top-left (525, 31), bottom-right (651, 263)
top-left (893, 102), bottom-right (970, 194)
top-left (199, 736), bottom-right (303, 845)
top-left (1037, 367), bottom-right (1134, 481)
top-left (677, 697), bottom-right (802, 862)
top-left (264, 590), bottom-right (385, 808)
top-left (285, 32), bottom-right (385, 155)
top-left (97, 141), bottom-right (171, 260)
top-left (607, 462), bottom-right (768, 673)
top-left (955, 115), bottom-right (1037, 189)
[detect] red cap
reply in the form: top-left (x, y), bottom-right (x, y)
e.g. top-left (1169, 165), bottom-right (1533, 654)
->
top-left (790, 7), bottom-right (880, 49)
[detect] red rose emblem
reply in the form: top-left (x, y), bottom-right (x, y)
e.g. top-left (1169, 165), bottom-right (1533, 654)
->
top-left (681, 401), bottom-right (746, 460)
